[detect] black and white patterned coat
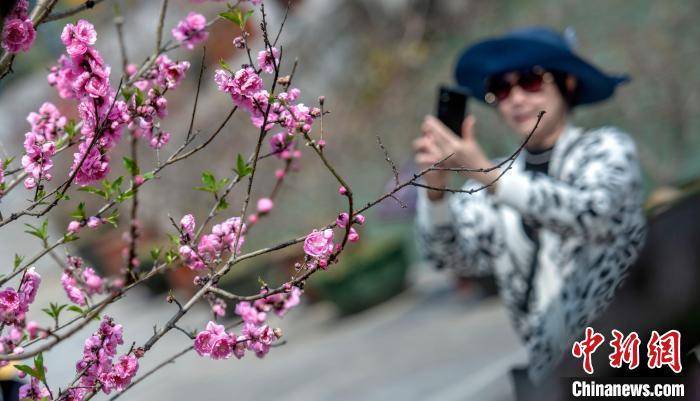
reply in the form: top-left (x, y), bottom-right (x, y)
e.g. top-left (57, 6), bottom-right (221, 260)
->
top-left (415, 125), bottom-right (647, 382)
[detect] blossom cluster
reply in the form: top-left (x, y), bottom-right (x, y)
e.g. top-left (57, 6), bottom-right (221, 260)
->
top-left (178, 214), bottom-right (248, 270)
top-left (19, 376), bottom-right (50, 400)
top-left (1, 0), bottom-right (35, 54)
top-left (125, 54), bottom-right (190, 149)
top-left (0, 267), bottom-right (41, 326)
top-left (48, 19), bottom-right (130, 186)
top-left (301, 211), bottom-right (365, 269)
top-left (0, 268), bottom-right (42, 368)
top-left (66, 316), bottom-right (139, 399)
top-left (172, 12), bottom-right (208, 50)
top-left (21, 102), bottom-right (67, 189)
top-left (61, 255), bottom-right (107, 306)
top-left (194, 285), bottom-right (299, 360)
top-left (215, 41), bottom-right (319, 130)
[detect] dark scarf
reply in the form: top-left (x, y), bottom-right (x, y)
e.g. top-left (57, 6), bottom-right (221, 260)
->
top-left (519, 146), bottom-right (554, 314)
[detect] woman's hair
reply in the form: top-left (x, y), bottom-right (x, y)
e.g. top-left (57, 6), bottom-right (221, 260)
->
top-left (550, 70), bottom-right (578, 109)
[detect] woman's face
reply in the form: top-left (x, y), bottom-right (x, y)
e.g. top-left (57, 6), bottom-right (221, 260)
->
top-left (493, 70), bottom-right (571, 147)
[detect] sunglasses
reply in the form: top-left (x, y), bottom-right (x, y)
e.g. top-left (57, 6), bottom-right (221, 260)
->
top-left (485, 67), bottom-right (554, 104)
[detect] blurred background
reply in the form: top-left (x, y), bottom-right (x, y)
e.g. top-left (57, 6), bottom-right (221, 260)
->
top-left (0, 0), bottom-right (699, 400)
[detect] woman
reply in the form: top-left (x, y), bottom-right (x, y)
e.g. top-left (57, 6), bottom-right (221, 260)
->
top-left (413, 27), bottom-right (646, 388)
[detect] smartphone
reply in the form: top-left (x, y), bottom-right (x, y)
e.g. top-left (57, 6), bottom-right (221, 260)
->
top-left (436, 85), bottom-right (469, 136)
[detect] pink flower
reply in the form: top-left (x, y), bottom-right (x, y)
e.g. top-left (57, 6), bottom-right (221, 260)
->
top-left (1, 18), bottom-right (35, 54)
top-left (19, 377), bottom-right (50, 400)
top-left (179, 245), bottom-right (205, 271)
top-left (0, 289), bottom-right (21, 322)
top-left (194, 321), bottom-right (234, 359)
top-left (82, 268), bottom-right (103, 294)
top-left (87, 216), bottom-right (102, 228)
top-left (102, 354), bottom-right (138, 392)
top-left (68, 220), bottom-right (81, 233)
top-left (21, 132), bottom-right (56, 189)
top-left (257, 47), bottom-right (280, 74)
top-left (348, 227), bottom-right (360, 242)
top-left (172, 12), bottom-right (208, 50)
top-left (215, 67), bottom-right (264, 114)
top-left (61, 19), bottom-right (97, 57)
top-left (354, 214), bottom-right (366, 225)
top-left (27, 102), bottom-right (66, 142)
top-left (180, 214), bottom-right (196, 237)
top-left (247, 214), bottom-right (258, 225)
top-left (210, 334), bottom-right (234, 360)
top-left (336, 212), bottom-right (349, 228)
top-left (194, 329), bottom-right (214, 356)
top-left (212, 299), bottom-right (226, 317)
top-left (197, 234), bottom-right (221, 258)
top-left (233, 336), bottom-right (247, 359)
top-left (235, 301), bottom-right (266, 325)
top-left (70, 141), bottom-right (110, 186)
top-left (233, 36), bottom-right (245, 48)
top-left (256, 198), bottom-right (274, 214)
top-left (19, 267), bottom-right (41, 304)
top-left (152, 55), bottom-right (190, 89)
top-left (303, 229), bottom-right (334, 259)
top-left (241, 323), bottom-right (277, 358)
top-left (338, 186), bottom-right (347, 195)
top-left (61, 272), bottom-right (86, 305)
top-left (75, 68), bottom-right (111, 99)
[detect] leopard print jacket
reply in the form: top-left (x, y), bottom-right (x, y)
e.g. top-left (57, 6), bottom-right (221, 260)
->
top-left (415, 125), bottom-right (647, 383)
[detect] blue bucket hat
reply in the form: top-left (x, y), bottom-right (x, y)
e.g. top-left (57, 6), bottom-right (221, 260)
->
top-left (454, 26), bottom-right (629, 106)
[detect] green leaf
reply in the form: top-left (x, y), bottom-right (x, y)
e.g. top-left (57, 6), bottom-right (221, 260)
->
top-left (167, 233), bottom-right (180, 246)
top-left (234, 154), bottom-right (252, 178)
top-left (78, 185), bottom-right (108, 199)
top-left (70, 202), bottom-right (87, 220)
top-left (142, 171), bottom-right (155, 180)
top-left (111, 176), bottom-right (124, 193)
top-left (219, 8), bottom-right (254, 29)
top-left (165, 249), bottom-right (178, 264)
top-left (123, 157), bottom-right (139, 176)
top-left (121, 87), bottom-right (134, 102)
top-left (35, 353), bottom-right (45, 381)
top-left (2, 157), bottom-right (14, 169)
top-left (135, 88), bottom-right (145, 107)
top-left (13, 254), bottom-right (24, 269)
top-left (218, 59), bottom-right (233, 73)
top-left (24, 220), bottom-right (49, 241)
top-left (195, 171), bottom-right (219, 193)
top-left (67, 305), bottom-right (84, 314)
top-left (104, 211), bottom-right (120, 228)
top-left (202, 171), bottom-right (216, 188)
top-left (41, 303), bottom-right (67, 322)
top-left (64, 119), bottom-right (78, 140)
top-left (117, 188), bottom-right (135, 202)
top-left (150, 247), bottom-right (161, 261)
top-left (14, 364), bottom-right (38, 379)
top-left (216, 197), bottom-right (229, 212)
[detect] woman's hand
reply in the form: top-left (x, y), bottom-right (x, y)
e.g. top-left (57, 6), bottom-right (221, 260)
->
top-left (413, 115), bottom-right (498, 201)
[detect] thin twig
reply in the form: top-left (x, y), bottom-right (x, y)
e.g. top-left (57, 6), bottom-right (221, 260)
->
top-left (43, 0), bottom-right (108, 23)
